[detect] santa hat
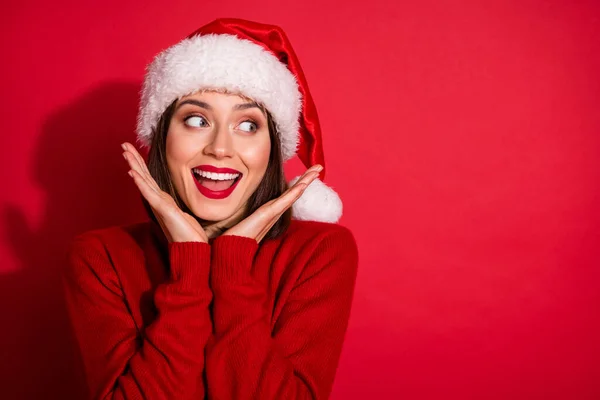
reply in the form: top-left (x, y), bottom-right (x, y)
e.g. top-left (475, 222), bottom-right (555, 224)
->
top-left (136, 18), bottom-right (342, 223)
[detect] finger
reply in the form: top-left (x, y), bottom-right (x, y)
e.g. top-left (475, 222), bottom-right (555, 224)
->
top-left (250, 172), bottom-right (315, 225)
top-left (294, 165), bottom-right (323, 185)
top-left (129, 144), bottom-right (157, 185)
top-left (280, 166), bottom-right (322, 198)
top-left (304, 164), bottom-right (323, 177)
top-left (275, 171), bottom-right (319, 210)
top-left (128, 169), bottom-right (167, 211)
top-left (121, 144), bottom-right (148, 179)
top-left (122, 150), bottom-right (145, 178)
top-left (121, 143), bottom-right (147, 174)
top-left (303, 163), bottom-right (323, 173)
top-left (294, 170), bottom-right (320, 188)
top-left (122, 145), bottom-right (161, 193)
top-left (277, 183), bottom-right (307, 211)
top-left (123, 152), bottom-right (161, 197)
top-left (122, 143), bottom-right (157, 187)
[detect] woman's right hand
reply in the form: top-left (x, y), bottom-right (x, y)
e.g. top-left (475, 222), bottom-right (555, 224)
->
top-left (121, 142), bottom-right (208, 243)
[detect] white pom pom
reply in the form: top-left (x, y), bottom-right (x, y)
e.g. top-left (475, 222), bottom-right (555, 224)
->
top-left (289, 177), bottom-right (343, 223)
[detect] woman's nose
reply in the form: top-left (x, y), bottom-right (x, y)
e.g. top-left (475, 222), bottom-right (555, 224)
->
top-left (203, 122), bottom-right (234, 159)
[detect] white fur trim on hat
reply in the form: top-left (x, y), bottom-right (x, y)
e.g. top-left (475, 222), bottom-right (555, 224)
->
top-left (289, 177), bottom-right (343, 223)
top-left (136, 33), bottom-right (302, 161)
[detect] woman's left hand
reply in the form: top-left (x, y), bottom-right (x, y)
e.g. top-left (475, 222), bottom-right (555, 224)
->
top-left (222, 165), bottom-right (323, 243)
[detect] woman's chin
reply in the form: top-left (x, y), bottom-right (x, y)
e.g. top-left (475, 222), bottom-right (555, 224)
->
top-left (189, 201), bottom-right (242, 224)
top-left (182, 186), bottom-right (248, 225)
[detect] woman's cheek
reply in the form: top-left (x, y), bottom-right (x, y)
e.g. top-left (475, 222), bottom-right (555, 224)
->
top-left (238, 135), bottom-right (271, 172)
top-left (166, 132), bottom-right (207, 171)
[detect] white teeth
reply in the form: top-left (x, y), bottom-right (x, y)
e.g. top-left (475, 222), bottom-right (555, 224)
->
top-left (193, 168), bottom-right (241, 181)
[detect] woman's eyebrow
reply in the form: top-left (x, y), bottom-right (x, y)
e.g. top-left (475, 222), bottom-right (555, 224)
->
top-left (233, 102), bottom-right (265, 114)
top-left (176, 99), bottom-right (212, 111)
top-left (176, 99), bottom-right (262, 113)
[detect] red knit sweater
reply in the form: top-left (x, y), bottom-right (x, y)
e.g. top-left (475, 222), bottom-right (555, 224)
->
top-left (62, 219), bottom-right (358, 399)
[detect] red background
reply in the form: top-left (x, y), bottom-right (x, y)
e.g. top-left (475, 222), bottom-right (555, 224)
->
top-left (2, 0), bottom-right (599, 398)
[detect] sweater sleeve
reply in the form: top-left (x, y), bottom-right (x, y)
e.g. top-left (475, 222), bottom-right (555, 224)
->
top-left (205, 227), bottom-right (359, 400)
top-left (62, 233), bottom-right (213, 399)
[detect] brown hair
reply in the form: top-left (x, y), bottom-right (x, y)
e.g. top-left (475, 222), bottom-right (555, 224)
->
top-left (141, 97), bottom-right (291, 240)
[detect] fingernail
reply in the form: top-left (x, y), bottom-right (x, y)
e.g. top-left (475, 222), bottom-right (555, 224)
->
top-left (121, 143), bottom-right (127, 150)
top-left (122, 152), bottom-right (127, 160)
top-left (128, 170), bottom-right (133, 177)
top-left (315, 165), bottom-right (323, 172)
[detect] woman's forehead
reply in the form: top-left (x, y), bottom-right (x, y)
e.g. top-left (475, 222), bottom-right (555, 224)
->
top-left (180, 88), bottom-right (255, 103)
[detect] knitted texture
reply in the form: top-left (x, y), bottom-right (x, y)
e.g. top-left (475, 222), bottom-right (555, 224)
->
top-left (63, 219), bottom-right (358, 399)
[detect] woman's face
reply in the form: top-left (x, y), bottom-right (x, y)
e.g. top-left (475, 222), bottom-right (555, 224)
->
top-left (166, 90), bottom-right (271, 222)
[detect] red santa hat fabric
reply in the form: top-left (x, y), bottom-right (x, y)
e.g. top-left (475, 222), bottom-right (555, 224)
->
top-left (136, 18), bottom-right (342, 223)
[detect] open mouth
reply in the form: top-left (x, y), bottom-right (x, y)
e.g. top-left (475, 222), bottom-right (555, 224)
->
top-left (191, 165), bottom-right (243, 199)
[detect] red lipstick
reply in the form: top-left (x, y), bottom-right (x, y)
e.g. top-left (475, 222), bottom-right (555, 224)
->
top-left (191, 165), bottom-right (242, 200)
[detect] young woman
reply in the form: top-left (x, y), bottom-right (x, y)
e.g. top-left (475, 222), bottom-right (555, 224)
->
top-left (63, 18), bottom-right (358, 399)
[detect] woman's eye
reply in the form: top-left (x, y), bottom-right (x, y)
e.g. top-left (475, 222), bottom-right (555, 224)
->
top-left (184, 115), bottom-right (208, 128)
top-left (238, 120), bottom-right (258, 133)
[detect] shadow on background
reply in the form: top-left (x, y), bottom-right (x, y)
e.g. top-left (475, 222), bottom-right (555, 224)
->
top-left (1, 82), bottom-right (147, 399)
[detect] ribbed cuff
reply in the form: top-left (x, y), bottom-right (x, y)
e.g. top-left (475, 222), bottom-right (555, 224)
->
top-left (210, 235), bottom-right (259, 283)
top-left (168, 242), bottom-right (211, 289)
